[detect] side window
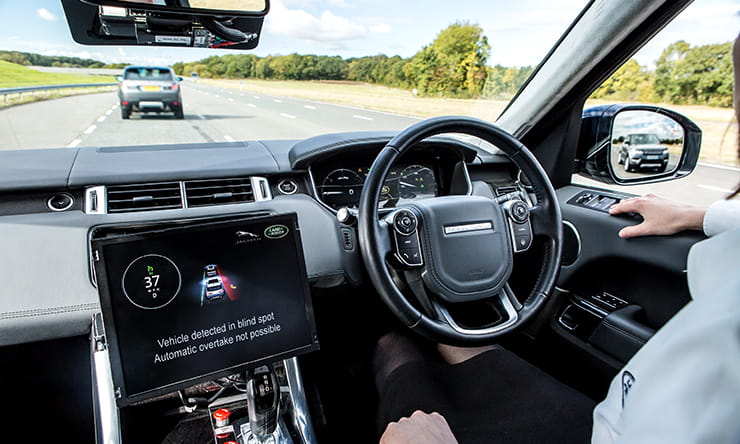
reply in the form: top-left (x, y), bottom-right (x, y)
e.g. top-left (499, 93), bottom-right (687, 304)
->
top-left (573, 3), bottom-right (739, 207)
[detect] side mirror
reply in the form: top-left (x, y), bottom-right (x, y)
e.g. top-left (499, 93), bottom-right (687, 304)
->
top-left (116, 75), bottom-right (123, 82)
top-left (575, 104), bottom-right (701, 185)
top-left (177, 76), bottom-right (184, 82)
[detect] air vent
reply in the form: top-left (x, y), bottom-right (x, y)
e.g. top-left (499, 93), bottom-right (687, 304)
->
top-left (185, 177), bottom-right (255, 208)
top-left (107, 182), bottom-right (183, 213)
top-left (495, 185), bottom-right (519, 197)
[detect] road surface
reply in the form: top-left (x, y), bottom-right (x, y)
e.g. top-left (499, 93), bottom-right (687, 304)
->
top-left (0, 82), bottom-right (736, 206)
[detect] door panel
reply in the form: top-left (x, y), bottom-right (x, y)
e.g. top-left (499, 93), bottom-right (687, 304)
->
top-left (545, 185), bottom-right (704, 369)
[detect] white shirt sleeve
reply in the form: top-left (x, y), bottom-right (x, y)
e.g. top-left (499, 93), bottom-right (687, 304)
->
top-left (702, 200), bottom-right (740, 237)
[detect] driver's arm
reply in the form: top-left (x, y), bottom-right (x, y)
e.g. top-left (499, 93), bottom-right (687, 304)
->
top-left (380, 410), bottom-right (459, 444)
top-left (608, 195), bottom-right (740, 238)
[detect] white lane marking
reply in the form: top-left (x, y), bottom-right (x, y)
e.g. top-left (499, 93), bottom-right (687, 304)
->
top-left (304, 105), bottom-right (316, 110)
top-left (247, 103), bottom-right (257, 108)
top-left (67, 139), bottom-right (81, 148)
top-left (273, 99), bottom-right (283, 103)
top-left (84, 125), bottom-right (97, 134)
top-left (698, 162), bottom-right (740, 172)
top-left (253, 95), bottom-right (260, 99)
top-left (228, 98), bottom-right (234, 102)
top-left (198, 114), bottom-right (206, 120)
top-left (280, 113), bottom-right (296, 119)
top-left (214, 94), bottom-right (220, 98)
top-left (240, 94), bottom-right (244, 97)
top-left (112, 104), bottom-right (119, 109)
top-left (353, 115), bottom-right (373, 121)
top-left (697, 184), bottom-right (734, 193)
top-left (97, 115), bottom-right (107, 123)
top-left (105, 109), bottom-right (113, 116)
top-left (224, 135), bottom-right (236, 142)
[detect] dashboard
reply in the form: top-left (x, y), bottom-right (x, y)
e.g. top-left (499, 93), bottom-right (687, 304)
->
top-left (0, 132), bottom-right (509, 347)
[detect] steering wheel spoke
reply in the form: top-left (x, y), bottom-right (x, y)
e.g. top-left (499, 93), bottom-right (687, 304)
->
top-left (375, 219), bottom-right (394, 259)
top-left (529, 204), bottom-right (558, 238)
top-left (433, 285), bottom-right (520, 337)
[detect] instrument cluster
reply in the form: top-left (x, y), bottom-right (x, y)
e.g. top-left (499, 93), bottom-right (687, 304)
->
top-left (315, 164), bottom-right (438, 210)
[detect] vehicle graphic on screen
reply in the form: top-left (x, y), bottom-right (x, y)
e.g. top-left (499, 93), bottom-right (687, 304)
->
top-left (201, 264), bottom-right (239, 306)
top-left (205, 276), bottom-right (225, 299)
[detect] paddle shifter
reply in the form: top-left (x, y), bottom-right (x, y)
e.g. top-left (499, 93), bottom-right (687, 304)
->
top-left (246, 366), bottom-right (279, 442)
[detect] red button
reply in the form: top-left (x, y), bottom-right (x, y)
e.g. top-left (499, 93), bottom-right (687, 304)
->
top-left (213, 408), bottom-right (231, 421)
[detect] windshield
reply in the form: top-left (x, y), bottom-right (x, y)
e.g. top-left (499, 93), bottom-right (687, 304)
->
top-left (124, 68), bottom-right (174, 81)
top-left (0, 0), bottom-right (587, 150)
top-left (629, 134), bottom-right (661, 145)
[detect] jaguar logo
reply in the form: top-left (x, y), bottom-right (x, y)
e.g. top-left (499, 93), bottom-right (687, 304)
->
top-left (235, 230), bottom-right (261, 245)
top-left (236, 231), bottom-right (259, 239)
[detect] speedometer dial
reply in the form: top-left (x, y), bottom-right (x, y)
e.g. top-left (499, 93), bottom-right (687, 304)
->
top-left (319, 169), bottom-right (363, 209)
top-left (398, 165), bottom-right (436, 203)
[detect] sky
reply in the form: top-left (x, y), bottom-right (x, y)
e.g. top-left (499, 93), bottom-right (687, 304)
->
top-left (0, 0), bottom-right (738, 68)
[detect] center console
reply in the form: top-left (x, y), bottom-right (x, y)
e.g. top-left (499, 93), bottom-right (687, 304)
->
top-left (89, 213), bottom-right (320, 444)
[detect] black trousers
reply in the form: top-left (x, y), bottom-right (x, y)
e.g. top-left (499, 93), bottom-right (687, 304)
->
top-left (378, 348), bottom-right (596, 444)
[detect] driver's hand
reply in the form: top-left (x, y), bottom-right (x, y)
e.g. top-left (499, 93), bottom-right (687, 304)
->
top-left (609, 194), bottom-right (706, 238)
top-left (380, 410), bottom-right (459, 444)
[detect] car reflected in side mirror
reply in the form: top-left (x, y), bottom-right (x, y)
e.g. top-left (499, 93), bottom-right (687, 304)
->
top-left (612, 111), bottom-right (684, 180)
top-left (575, 104), bottom-right (702, 185)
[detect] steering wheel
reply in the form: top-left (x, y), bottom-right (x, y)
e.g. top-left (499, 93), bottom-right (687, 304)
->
top-left (358, 116), bottom-right (562, 345)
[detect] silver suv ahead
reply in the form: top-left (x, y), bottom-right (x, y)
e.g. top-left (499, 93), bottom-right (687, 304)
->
top-left (117, 66), bottom-right (184, 119)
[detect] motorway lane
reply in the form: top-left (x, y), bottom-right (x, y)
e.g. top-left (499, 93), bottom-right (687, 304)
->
top-left (0, 93), bottom-right (117, 150)
top-left (0, 82), bottom-right (419, 149)
top-left (0, 82), bottom-right (736, 206)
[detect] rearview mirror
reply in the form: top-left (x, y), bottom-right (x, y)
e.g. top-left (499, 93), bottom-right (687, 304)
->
top-left (62, 0), bottom-right (268, 50)
top-left (82, 0), bottom-right (268, 15)
top-left (575, 104), bottom-right (701, 185)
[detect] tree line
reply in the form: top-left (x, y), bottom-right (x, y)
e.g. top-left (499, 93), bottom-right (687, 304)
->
top-left (173, 23), bottom-right (533, 100)
top-left (0, 50), bottom-right (127, 69)
top-left (3, 22), bottom-right (731, 106)
top-left (590, 40), bottom-right (733, 107)
top-left (174, 23), bottom-right (731, 107)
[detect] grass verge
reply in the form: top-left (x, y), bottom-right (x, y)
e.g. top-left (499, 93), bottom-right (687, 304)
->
top-left (0, 60), bottom-right (116, 88)
top-left (0, 60), bottom-right (117, 109)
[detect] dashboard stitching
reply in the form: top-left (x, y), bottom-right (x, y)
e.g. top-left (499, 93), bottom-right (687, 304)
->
top-left (0, 303), bottom-right (100, 319)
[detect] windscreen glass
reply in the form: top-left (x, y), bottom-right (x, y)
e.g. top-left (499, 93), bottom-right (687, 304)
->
top-left (1, 1), bottom-right (588, 150)
top-left (124, 68), bottom-right (174, 81)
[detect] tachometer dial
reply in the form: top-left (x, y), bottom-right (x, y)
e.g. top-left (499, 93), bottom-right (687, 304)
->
top-left (319, 169), bottom-right (364, 209)
top-left (398, 165), bottom-right (436, 202)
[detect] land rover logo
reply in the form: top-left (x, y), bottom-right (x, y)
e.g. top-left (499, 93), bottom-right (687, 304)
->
top-left (264, 224), bottom-right (289, 239)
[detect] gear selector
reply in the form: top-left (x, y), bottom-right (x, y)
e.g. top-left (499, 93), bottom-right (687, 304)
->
top-left (246, 366), bottom-right (279, 442)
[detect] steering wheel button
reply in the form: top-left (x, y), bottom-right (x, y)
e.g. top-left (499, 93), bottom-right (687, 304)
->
top-left (398, 247), bottom-right (422, 266)
top-left (399, 233), bottom-right (419, 248)
top-left (514, 233), bottom-right (532, 251)
top-left (393, 210), bottom-right (418, 235)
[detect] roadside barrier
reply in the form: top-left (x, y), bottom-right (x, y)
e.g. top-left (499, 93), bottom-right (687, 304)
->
top-left (0, 83), bottom-right (118, 104)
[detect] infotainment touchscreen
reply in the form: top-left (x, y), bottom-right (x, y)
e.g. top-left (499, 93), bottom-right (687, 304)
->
top-left (91, 213), bottom-right (318, 405)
